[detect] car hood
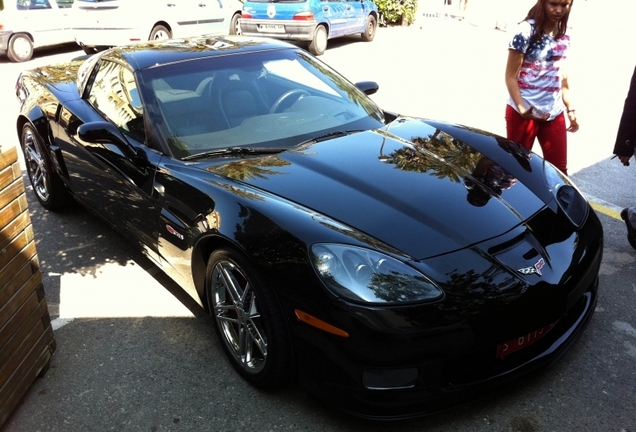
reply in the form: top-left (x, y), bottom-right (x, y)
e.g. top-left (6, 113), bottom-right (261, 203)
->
top-left (203, 117), bottom-right (550, 259)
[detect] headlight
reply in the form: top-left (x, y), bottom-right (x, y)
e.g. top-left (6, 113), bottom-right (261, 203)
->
top-left (310, 244), bottom-right (443, 304)
top-left (543, 161), bottom-right (588, 227)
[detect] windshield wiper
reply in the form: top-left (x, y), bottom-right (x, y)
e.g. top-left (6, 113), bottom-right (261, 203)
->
top-left (297, 130), bottom-right (363, 146)
top-left (182, 147), bottom-right (287, 161)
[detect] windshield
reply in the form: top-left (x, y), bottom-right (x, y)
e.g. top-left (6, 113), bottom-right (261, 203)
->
top-left (139, 48), bottom-right (385, 159)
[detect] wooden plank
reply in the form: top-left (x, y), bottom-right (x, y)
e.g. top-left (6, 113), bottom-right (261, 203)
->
top-left (0, 276), bottom-right (41, 346)
top-left (0, 327), bottom-right (55, 427)
top-left (0, 166), bottom-right (14, 191)
top-left (0, 211), bottom-right (30, 252)
top-left (0, 147), bottom-right (18, 171)
top-left (0, 194), bottom-right (23, 228)
top-left (0, 241), bottom-right (38, 293)
top-left (0, 301), bottom-right (50, 388)
top-left (0, 263), bottom-right (34, 324)
top-left (0, 233), bottom-right (30, 276)
top-left (0, 296), bottom-right (51, 384)
top-left (0, 182), bottom-right (25, 215)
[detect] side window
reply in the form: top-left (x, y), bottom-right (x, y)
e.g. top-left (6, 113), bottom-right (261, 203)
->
top-left (87, 61), bottom-right (146, 143)
top-left (23, 0), bottom-right (52, 9)
top-left (55, 0), bottom-right (74, 8)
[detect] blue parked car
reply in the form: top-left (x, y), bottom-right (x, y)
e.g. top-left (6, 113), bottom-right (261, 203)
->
top-left (239, 0), bottom-right (378, 55)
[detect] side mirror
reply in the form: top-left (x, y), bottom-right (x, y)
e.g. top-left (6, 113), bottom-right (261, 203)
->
top-left (355, 81), bottom-right (379, 96)
top-left (77, 121), bottom-right (144, 162)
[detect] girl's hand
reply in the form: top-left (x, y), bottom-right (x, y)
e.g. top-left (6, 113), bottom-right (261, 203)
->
top-left (521, 106), bottom-right (550, 121)
top-left (567, 111), bottom-right (579, 132)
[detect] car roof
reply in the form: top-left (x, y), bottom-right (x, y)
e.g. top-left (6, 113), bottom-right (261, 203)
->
top-left (102, 35), bottom-right (299, 71)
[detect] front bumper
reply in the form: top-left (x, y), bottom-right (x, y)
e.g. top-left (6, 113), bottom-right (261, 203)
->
top-left (0, 30), bottom-right (13, 51)
top-left (286, 206), bottom-right (603, 419)
top-left (298, 280), bottom-right (598, 419)
top-left (239, 19), bottom-right (317, 41)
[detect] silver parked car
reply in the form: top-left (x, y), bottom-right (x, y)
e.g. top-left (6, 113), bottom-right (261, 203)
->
top-left (72, 0), bottom-right (243, 54)
top-left (0, 0), bottom-right (75, 62)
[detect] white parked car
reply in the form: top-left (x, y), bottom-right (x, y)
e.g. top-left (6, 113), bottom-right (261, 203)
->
top-left (0, 0), bottom-right (75, 62)
top-left (73, 0), bottom-right (243, 54)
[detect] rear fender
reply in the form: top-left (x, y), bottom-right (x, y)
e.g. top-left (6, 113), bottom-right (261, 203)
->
top-left (16, 107), bottom-right (69, 181)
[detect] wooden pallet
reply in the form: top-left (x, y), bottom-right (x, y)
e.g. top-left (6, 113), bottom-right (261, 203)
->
top-left (0, 146), bottom-right (56, 428)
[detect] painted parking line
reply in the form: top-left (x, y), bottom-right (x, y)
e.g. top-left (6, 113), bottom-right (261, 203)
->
top-left (584, 193), bottom-right (623, 221)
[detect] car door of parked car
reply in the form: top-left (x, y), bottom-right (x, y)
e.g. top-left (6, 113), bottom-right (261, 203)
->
top-left (166, 0), bottom-right (221, 38)
top-left (189, 0), bottom-right (230, 35)
top-left (317, 0), bottom-right (348, 38)
top-left (15, 0), bottom-right (73, 47)
top-left (341, 0), bottom-right (367, 34)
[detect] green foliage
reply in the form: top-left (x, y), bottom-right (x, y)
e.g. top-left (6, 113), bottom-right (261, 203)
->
top-left (375, 0), bottom-right (418, 26)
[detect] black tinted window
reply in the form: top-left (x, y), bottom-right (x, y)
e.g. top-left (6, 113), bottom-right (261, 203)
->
top-left (88, 60), bottom-right (146, 143)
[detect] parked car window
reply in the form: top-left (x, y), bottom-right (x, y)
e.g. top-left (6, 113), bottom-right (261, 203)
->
top-left (55, 0), bottom-right (74, 8)
top-left (87, 61), bottom-right (146, 143)
top-left (21, 0), bottom-right (53, 10)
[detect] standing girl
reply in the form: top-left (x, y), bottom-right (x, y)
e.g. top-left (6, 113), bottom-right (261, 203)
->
top-left (504, 0), bottom-right (578, 175)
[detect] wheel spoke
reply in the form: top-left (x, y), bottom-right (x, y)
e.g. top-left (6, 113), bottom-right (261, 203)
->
top-left (237, 321), bottom-right (248, 363)
top-left (218, 263), bottom-right (243, 304)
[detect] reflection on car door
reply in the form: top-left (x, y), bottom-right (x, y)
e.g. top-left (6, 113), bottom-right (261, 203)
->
top-left (57, 59), bottom-right (163, 260)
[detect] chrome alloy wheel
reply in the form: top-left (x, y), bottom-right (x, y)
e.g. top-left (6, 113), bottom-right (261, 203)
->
top-left (211, 260), bottom-right (267, 374)
top-left (22, 128), bottom-right (51, 203)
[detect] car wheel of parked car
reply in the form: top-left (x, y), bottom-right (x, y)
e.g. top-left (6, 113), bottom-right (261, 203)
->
top-left (206, 247), bottom-right (291, 387)
top-left (7, 33), bottom-right (34, 63)
top-left (20, 124), bottom-right (69, 210)
top-left (361, 15), bottom-right (377, 42)
top-left (149, 25), bottom-right (172, 41)
top-left (230, 12), bottom-right (241, 35)
top-left (308, 25), bottom-right (327, 56)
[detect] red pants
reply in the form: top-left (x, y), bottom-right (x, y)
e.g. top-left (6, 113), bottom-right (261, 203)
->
top-left (505, 104), bottom-right (568, 175)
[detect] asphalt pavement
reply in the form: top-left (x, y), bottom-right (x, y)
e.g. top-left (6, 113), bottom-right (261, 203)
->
top-left (1, 4), bottom-right (636, 430)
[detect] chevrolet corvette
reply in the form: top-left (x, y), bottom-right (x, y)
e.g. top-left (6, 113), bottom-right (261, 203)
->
top-left (15, 35), bottom-right (603, 419)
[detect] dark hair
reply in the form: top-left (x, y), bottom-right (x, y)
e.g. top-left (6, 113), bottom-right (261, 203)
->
top-left (525, 0), bottom-right (573, 41)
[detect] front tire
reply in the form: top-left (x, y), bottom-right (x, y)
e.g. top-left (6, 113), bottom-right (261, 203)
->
top-left (20, 124), bottom-right (69, 210)
top-left (7, 33), bottom-right (34, 62)
top-left (307, 25), bottom-right (327, 56)
top-left (206, 247), bottom-right (291, 387)
top-left (361, 15), bottom-right (377, 42)
top-left (149, 25), bottom-right (171, 41)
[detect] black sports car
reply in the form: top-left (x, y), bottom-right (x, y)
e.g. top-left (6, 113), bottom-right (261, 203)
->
top-left (15, 35), bottom-right (603, 419)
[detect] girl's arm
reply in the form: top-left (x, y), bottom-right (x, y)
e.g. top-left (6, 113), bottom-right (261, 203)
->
top-left (561, 71), bottom-right (579, 132)
top-left (505, 49), bottom-right (548, 120)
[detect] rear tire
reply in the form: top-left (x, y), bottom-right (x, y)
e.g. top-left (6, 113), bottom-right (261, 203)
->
top-left (7, 33), bottom-right (33, 62)
top-left (361, 15), bottom-right (376, 42)
top-left (307, 25), bottom-right (327, 56)
top-left (149, 25), bottom-right (171, 41)
top-left (20, 124), bottom-right (69, 210)
top-left (205, 247), bottom-right (291, 387)
top-left (229, 13), bottom-right (241, 35)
